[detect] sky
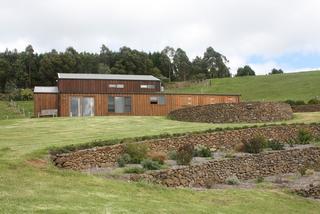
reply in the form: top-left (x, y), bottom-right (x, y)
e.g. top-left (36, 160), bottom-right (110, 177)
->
top-left (1, 0), bottom-right (320, 75)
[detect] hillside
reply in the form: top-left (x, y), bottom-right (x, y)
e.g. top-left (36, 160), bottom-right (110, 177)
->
top-left (1, 114), bottom-right (320, 213)
top-left (166, 70), bottom-right (320, 102)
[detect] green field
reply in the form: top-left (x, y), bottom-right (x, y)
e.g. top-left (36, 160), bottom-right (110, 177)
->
top-left (167, 70), bottom-right (320, 102)
top-left (0, 101), bottom-right (33, 120)
top-left (1, 114), bottom-right (320, 213)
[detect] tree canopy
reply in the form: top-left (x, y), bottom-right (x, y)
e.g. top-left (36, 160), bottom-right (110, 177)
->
top-left (236, 65), bottom-right (255, 77)
top-left (270, 68), bottom-right (284, 75)
top-left (0, 45), bottom-right (232, 92)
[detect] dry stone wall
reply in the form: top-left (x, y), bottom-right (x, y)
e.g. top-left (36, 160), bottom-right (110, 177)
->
top-left (291, 104), bottom-right (320, 113)
top-left (130, 146), bottom-right (320, 187)
top-left (51, 124), bottom-right (320, 170)
top-left (294, 184), bottom-right (320, 199)
top-left (168, 102), bottom-right (293, 123)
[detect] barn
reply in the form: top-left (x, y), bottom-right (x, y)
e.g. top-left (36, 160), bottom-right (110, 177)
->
top-left (33, 73), bottom-right (240, 117)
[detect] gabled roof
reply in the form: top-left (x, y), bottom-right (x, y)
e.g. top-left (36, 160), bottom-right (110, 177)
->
top-left (34, 86), bottom-right (59, 93)
top-left (57, 73), bottom-right (160, 81)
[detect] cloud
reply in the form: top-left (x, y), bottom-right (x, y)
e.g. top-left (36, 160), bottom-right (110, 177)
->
top-left (1, 0), bottom-right (320, 74)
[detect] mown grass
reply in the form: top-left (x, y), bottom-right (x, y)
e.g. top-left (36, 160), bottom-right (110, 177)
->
top-left (166, 70), bottom-right (320, 102)
top-left (1, 115), bottom-right (320, 213)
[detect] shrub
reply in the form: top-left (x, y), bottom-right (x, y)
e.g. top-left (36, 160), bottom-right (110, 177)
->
top-left (168, 150), bottom-right (177, 160)
top-left (225, 175), bottom-right (240, 185)
top-left (234, 142), bottom-right (245, 152)
top-left (193, 145), bottom-right (211, 157)
top-left (147, 151), bottom-right (166, 164)
top-left (284, 100), bottom-right (305, 106)
top-left (297, 129), bottom-right (313, 144)
top-left (298, 166), bottom-right (307, 176)
top-left (243, 135), bottom-right (266, 154)
top-left (267, 139), bottom-right (284, 150)
top-left (287, 139), bottom-right (295, 147)
top-left (124, 167), bottom-right (145, 174)
top-left (141, 159), bottom-right (161, 170)
top-left (124, 143), bottom-right (148, 163)
top-left (308, 98), bottom-right (320, 105)
top-left (117, 153), bottom-right (131, 167)
top-left (256, 176), bottom-right (264, 183)
top-left (176, 144), bottom-right (194, 165)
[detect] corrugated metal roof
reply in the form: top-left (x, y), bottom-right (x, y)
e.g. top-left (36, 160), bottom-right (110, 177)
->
top-left (57, 73), bottom-right (160, 81)
top-left (34, 86), bottom-right (59, 93)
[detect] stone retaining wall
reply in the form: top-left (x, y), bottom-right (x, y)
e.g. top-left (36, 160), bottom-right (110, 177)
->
top-left (291, 104), bottom-right (320, 113)
top-left (168, 102), bottom-right (293, 123)
top-left (130, 146), bottom-right (320, 187)
top-left (294, 184), bottom-right (320, 199)
top-left (51, 124), bottom-right (320, 170)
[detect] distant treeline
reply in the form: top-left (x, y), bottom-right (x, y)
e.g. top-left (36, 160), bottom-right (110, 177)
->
top-left (0, 45), bottom-right (232, 93)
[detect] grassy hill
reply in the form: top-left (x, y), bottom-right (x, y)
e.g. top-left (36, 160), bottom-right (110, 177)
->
top-left (166, 70), bottom-right (320, 102)
top-left (0, 101), bottom-right (33, 120)
top-left (1, 114), bottom-right (320, 213)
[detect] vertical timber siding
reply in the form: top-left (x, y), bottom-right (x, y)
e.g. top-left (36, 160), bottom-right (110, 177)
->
top-left (34, 93), bottom-right (58, 116)
top-left (58, 93), bottom-right (240, 117)
top-left (58, 79), bottom-right (161, 93)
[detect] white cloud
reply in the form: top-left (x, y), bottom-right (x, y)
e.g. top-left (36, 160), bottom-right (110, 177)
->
top-left (1, 0), bottom-right (320, 74)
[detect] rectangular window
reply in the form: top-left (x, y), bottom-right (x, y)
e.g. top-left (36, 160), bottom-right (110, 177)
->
top-left (108, 96), bottom-right (131, 113)
top-left (70, 97), bottom-right (94, 117)
top-left (109, 84), bottom-right (124, 88)
top-left (150, 96), bottom-right (165, 105)
top-left (141, 84), bottom-right (155, 89)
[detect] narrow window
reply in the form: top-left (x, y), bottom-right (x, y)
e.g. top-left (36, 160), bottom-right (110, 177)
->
top-left (140, 85), bottom-right (148, 89)
top-left (109, 84), bottom-right (116, 88)
top-left (108, 96), bottom-right (115, 112)
top-left (150, 96), bottom-right (166, 105)
top-left (116, 84), bottom-right (124, 88)
top-left (141, 84), bottom-right (155, 89)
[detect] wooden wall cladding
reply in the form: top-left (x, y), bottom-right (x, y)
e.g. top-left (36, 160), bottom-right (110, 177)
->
top-left (34, 93), bottom-right (58, 116)
top-left (58, 79), bottom-right (161, 94)
top-left (58, 93), bottom-right (240, 117)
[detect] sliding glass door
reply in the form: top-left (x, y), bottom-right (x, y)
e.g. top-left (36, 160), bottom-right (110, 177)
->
top-left (70, 97), bottom-right (95, 117)
top-left (108, 96), bottom-right (131, 113)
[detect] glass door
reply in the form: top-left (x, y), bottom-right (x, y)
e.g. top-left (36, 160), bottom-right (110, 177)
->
top-left (82, 97), bottom-right (95, 116)
top-left (70, 97), bottom-right (81, 117)
top-left (115, 97), bottom-right (125, 113)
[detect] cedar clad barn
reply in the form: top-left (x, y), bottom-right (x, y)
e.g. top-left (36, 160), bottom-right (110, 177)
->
top-left (34, 73), bottom-right (240, 117)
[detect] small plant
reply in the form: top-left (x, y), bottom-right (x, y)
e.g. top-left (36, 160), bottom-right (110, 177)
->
top-left (168, 150), bottom-right (177, 160)
top-left (176, 144), bottom-right (194, 165)
top-left (256, 176), bottom-right (264, 183)
top-left (124, 143), bottom-right (148, 163)
top-left (243, 135), bottom-right (266, 154)
top-left (297, 129), bottom-right (313, 144)
top-left (141, 159), bottom-right (161, 170)
top-left (234, 142), bottom-right (245, 152)
top-left (117, 153), bottom-right (131, 167)
top-left (225, 175), bottom-right (240, 185)
top-left (267, 139), bottom-right (284, 150)
top-left (193, 145), bottom-right (211, 157)
top-left (147, 151), bottom-right (166, 164)
top-left (287, 139), bottom-right (295, 147)
top-left (305, 169), bottom-right (315, 176)
top-left (298, 166), bottom-right (307, 176)
top-left (308, 98), bottom-right (320, 104)
top-left (124, 167), bottom-right (145, 174)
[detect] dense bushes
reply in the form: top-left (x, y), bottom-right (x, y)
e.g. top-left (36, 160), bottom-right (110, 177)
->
top-left (141, 159), bottom-right (161, 170)
top-left (193, 145), bottom-right (212, 157)
top-left (117, 153), bottom-right (131, 167)
top-left (124, 144), bottom-right (148, 164)
top-left (285, 98), bottom-right (320, 106)
top-left (267, 140), bottom-right (284, 150)
top-left (176, 144), bottom-right (194, 165)
top-left (297, 129), bottom-right (313, 144)
top-left (243, 135), bottom-right (266, 154)
top-left (8, 88), bottom-right (33, 101)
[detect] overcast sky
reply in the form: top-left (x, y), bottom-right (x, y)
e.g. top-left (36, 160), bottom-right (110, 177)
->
top-left (1, 0), bottom-right (320, 74)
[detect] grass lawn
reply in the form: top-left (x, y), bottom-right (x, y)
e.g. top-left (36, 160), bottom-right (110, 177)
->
top-left (166, 70), bottom-right (320, 102)
top-left (1, 114), bottom-right (320, 213)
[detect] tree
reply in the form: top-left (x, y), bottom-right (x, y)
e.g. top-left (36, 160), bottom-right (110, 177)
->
top-left (236, 65), bottom-right (255, 77)
top-left (0, 58), bottom-right (10, 92)
top-left (191, 56), bottom-right (207, 80)
top-left (270, 68), bottom-right (284, 75)
top-left (203, 47), bottom-right (231, 78)
top-left (24, 45), bottom-right (35, 87)
top-left (161, 46), bottom-right (175, 82)
top-left (173, 48), bottom-right (191, 81)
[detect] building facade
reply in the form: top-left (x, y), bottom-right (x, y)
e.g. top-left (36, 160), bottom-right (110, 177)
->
top-left (34, 73), bottom-right (240, 117)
